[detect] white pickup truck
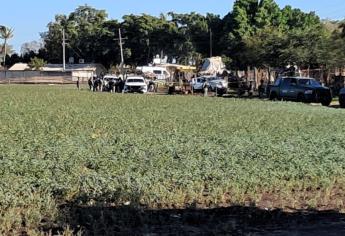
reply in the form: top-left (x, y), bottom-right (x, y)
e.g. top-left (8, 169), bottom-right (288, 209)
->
top-left (123, 76), bottom-right (148, 94)
top-left (191, 76), bottom-right (228, 95)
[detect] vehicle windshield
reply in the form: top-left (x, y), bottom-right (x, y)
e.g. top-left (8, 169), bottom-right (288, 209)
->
top-left (127, 79), bottom-right (144, 83)
top-left (299, 79), bottom-right (321, 86)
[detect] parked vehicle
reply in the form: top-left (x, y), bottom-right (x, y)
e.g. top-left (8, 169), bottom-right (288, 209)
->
top-left (269, 77), bottom-right (332, 106)
top-left (136, 66), bottom-right (170, 81)
top-left (207, 77), bottom-right (228, 95)
top-left (190, 76), bottom-right (227, 95)
top-left (228, 75), bottom-right (254, 97)
top-left (339, 88), bottom-right (345, 108)
top-left (103, 75), bottom-right (121, 92)
top-left (123, 76), bottom-right (148, 93)
top-left (191, 77), bottom-right (207, 91)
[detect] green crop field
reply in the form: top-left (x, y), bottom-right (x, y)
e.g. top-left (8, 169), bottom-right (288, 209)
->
top-left (1, 85), bottom-right (345, 235)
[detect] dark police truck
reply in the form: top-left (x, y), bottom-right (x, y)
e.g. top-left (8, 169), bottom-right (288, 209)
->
top-left (269, 77), bottom-right (332, 106)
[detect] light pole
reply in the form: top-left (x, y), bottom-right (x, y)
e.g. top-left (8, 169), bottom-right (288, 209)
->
top-left (62, 29), bottom-right (66, 71)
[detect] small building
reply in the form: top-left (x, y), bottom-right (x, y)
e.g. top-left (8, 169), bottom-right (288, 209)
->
top-left (9, 63), bottom-right (106, 81)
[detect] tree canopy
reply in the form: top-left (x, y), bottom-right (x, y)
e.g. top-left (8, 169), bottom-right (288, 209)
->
top-left (13, 2), bottom-right (344, 70)
top-left (0, 25), bottom-right (14, 67)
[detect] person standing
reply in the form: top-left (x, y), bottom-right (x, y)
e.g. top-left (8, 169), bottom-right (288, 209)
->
top-left (88, 77), bottom-right (93, 91)
top-left (203, 79), bottom-right (209, 97)
top-left (148, 79), bottom-right (155, 93)
top-left (77, 77), bottom-right (80, 90)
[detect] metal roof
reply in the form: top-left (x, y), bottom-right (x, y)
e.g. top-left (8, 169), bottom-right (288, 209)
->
top-left (9, 63), bottom-right (105, 72)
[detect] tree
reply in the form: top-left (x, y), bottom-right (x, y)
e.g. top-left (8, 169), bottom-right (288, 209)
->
top-left (221, 0), bottom-right (328, 70)
top-left (319, 27), bottom-right (345, 69)
top-left (6, 53), bottom-right (21, 68)
top-left (42, 5), bottom-right (109, 64)
top-left (242, 27), bottom-right (284, 68)
top-left (221, 0), bottom-right (259, 69)
top-left (39, 2), bottom-right (343, 72)
top-left (281, 6), bottom-right (321, 31)
top-left (255, 0), bottom-right (282, 30)
top-left (169, 12), bottom-right (209, 58)
top-left (0, 25), bottom-right (14, 67)
top-left (340, 22), bottom-right (345, 37)
top-left (121, 14), bottom-right (163, 65)
top-left (230, 0), bottom-right (258, 39)
top-left (28, 57), bottom-right (47, 71)
top-left (21, 41), bottom-right (43, 55)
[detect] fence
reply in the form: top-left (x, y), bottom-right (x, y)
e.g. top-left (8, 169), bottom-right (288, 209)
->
top-left (0, 71), bottom-right (74, 84)
top-left (233, 68), bottom-right (277, 89)
top-left (237, 67), bottom-right (345, 90)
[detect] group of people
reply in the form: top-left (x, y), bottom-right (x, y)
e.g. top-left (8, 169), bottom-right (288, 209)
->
top-left (87, 75), bottom-right (125, 93)
top-left (86, 74), bottom-right (159, 93)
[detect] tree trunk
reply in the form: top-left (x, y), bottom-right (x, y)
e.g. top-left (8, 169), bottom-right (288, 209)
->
top-left (247, 66), bottom-right (250, 80)
top-left (254, 67), bottom-right (258, 89)
top-left (320, 68), bottom-right (324, 84)
top-left (307, 65), bottom-right (310, 77)
top-left (3, 39), bottom-right (7, 68)
top-left (326, 69), bottom-right (330, 86)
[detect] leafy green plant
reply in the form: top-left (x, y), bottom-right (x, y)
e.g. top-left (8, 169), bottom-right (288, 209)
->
top-left (28, 57), bottom-right (46, 71)
top-left (1, 85), bottom-right (345, 234)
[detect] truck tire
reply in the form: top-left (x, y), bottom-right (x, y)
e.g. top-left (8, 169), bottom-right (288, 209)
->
top-left (321, 97), bottom-right (332, 106)
top-left (339, 95), bottom-right (345, 108)
top-left (297, 93), bottom-right (305, 103)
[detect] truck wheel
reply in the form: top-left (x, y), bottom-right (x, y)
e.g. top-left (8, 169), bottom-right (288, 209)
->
top-left (321, 97), bottom-right (332, 106)
top-left (339, 96), bottom-right (345, 108)
top-left (217, 90), bottom-right (225, 97)
top-left (297, 93), bottom-right (305, 103)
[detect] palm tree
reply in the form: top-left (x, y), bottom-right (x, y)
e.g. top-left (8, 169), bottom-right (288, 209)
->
top-left (0, 26), bottom-right (14, 68)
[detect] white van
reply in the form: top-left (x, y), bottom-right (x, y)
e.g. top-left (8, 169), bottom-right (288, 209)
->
top-left (136, 66), bottom-right (170, 81)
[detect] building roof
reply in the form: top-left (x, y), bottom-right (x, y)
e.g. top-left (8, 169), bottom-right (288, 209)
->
top-left (43, 64), bottom-right (103, 72)
top-left (8, 63), bottom-right (30, 71)
top-left (9, 63), bottom-right (105, 72)
top-left (156, 63), bottom-right (197, 72)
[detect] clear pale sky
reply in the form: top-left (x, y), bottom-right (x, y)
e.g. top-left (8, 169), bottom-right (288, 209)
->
top-left (1, 0), bottom-right (345, 53)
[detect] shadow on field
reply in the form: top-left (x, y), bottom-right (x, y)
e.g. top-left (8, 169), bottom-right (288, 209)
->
top-left (59, 204), bottom-right (345, 235)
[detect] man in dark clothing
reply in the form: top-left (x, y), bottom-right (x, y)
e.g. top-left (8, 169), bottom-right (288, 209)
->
top-left (88, 77), bottom-right (93, 91)
top-left (77, 78), bottom-right (80, 90)
top-left (258, 79), bottom-right (265, 98)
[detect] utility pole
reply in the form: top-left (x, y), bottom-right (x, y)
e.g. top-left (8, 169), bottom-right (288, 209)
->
top-left (209, 29), bottom-right (213, 58)
top-left (119, 28), bottom-right (124, 65)
top-left (62, 29), bottom-right (66, 71)
top-left (116, 28), bottom-right (128, 79)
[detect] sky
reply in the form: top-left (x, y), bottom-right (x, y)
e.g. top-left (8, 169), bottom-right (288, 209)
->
top-left (1, 0), bottom-right (345, 53)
